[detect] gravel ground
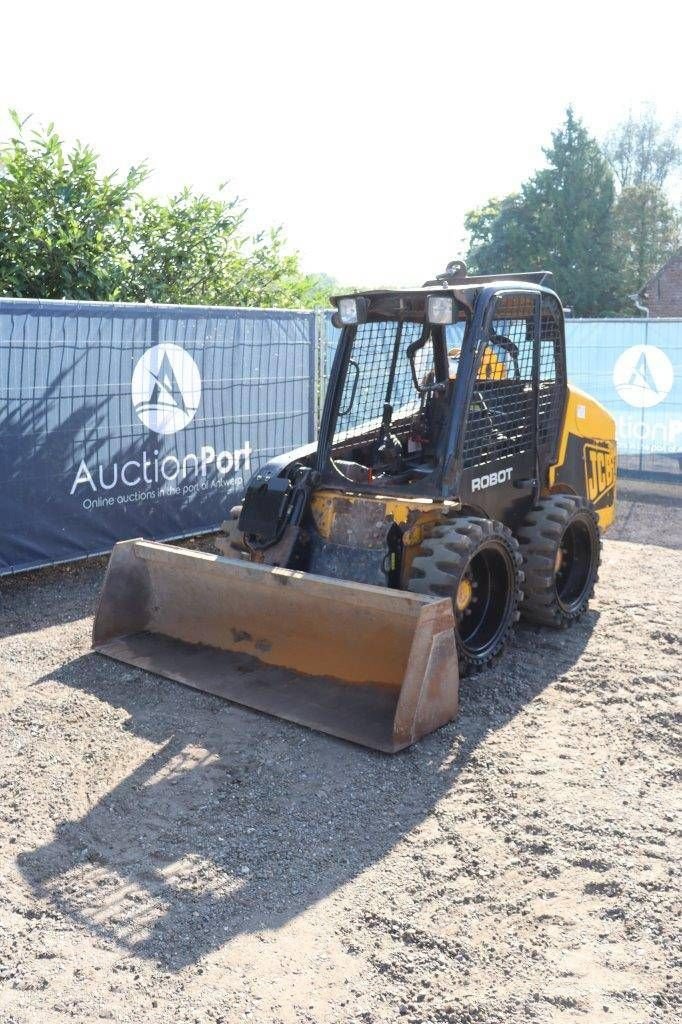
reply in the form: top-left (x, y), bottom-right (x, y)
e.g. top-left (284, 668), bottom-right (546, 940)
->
top-left (0, 499), bottom-right (680, 1024)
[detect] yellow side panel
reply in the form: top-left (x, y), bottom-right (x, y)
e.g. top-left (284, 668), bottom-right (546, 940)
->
top-left (308, 490), bottom-right (445, 584)
top-left (549, 386), bottom-right (617, 531)
top-left (310, 490), bottom-right (440, 544)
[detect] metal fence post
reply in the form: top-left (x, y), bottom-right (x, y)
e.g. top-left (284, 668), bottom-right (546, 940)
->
top-left (314, 308), bottom-right (326, 432)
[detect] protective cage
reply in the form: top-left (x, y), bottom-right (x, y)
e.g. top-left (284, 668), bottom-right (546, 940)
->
top-left (333, 320), bottom-right (431, 443)
top-left (462, 292), bottom-right (566, 472)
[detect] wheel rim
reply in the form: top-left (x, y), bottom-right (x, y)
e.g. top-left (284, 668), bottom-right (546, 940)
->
top-left (555, 517), bottom-right (595, 613)
top-left (456, 544), bottom-right (515, 661)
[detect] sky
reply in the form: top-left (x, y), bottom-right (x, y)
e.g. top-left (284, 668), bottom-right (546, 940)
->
top-left (1, 0), bottom-right (680, 288)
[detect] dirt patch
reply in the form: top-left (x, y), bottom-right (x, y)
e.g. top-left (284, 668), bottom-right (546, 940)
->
top-left (610, 490), bottom-right (682, 548)
top-left (0, 516), bottom-right (680, 1024)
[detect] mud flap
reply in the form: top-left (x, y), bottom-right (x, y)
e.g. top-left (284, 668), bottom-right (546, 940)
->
top-left (92, 540), bottom-right (459, 752)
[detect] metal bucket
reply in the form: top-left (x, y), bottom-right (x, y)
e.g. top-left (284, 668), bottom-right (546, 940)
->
top-left (92, 540), bottom-right (459, 752)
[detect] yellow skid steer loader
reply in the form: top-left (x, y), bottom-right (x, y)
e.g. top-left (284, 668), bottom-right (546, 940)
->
top-left (94, 264), bottom-right (616, 752)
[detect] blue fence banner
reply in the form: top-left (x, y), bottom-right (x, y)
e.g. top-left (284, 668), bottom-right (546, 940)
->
top-left (0, 299), bottom-right (316, 575)
top-left (564, 319), bottom-right (681, 475)
top-left (2, 301), bottom-right (679, 577)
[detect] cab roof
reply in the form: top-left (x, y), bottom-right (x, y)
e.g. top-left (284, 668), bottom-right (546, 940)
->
top-left (331, 269), bottom-right (557, 315)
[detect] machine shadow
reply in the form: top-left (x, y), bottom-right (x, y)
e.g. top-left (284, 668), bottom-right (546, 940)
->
top-left (0, 340), bottom-right (243, 626)
top-left (0, 350), bottom-right (151, 636)
top-left (18, 612), bottom-right (598, 972)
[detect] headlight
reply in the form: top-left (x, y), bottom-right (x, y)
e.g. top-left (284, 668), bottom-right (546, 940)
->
top-left (427, 294), bottom-right (455, 324)
top-left (338, 297), bottom-right (360, 325)
top-left (335, 296), bottom-right (368, 326)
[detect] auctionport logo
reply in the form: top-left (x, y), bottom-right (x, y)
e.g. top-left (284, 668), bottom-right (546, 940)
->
top-left (70, 341), bottom-right (253, 503)
top-left (132, 343), bottom-right (201, 434)
top-left (612, 345), bottom-right (674, 409)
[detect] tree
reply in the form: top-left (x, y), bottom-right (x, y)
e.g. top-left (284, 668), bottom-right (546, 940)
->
top-left (603, 107), bottom-right (681, 189)
top-left (604, 109), bottom-right (681, 299)
top-left (467, 109), bottom-right (621, 315)
top-left (464, 194), bottom-right (543, 275)
top-left (613, 185), bottom-right (680, 296)
top-left (528, 109), bottom-right (620, 313)
top-left (121, 187), bottom-right (332, 308)
top-left (0, 113), bottom-right (332, 308)
top-left (0, 111), bottom-right (145, 299)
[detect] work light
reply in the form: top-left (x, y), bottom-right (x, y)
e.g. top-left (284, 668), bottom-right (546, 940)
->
top-left (334, 296), bottom-right (368, 327)
top-left (337, 298), bottom-right (360, 324)
top-left (427, 294), bottom-right (455, 324)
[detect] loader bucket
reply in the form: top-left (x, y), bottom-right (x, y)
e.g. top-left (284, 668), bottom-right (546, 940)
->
top-left (92, 540), bottom-right (459, 752)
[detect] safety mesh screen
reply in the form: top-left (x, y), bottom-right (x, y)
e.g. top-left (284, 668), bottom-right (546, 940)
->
top-left (538, 295), bottom-right (566, 459)
top-left (462, 295), bottom-right (535, 470)
top-left (333, 320), bottom-right (431, 445)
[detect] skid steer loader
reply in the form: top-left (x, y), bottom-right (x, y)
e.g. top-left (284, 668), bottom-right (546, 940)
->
top-left (94, 263), bottom-right (616, 752)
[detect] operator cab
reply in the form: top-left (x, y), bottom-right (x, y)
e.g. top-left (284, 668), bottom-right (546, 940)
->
top-left (319, 286), bottom-right (467, 491)
top-left (319, 271), bottom-right (561, 500)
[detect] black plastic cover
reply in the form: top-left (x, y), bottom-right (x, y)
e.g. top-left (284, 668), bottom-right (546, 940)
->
top-left (238, 476), bottom-right (292, 544)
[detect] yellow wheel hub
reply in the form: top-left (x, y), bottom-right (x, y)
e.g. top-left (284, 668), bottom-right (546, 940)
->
top-left (455, 578), bottom-right (474, 612)
top-left (554, 548), bottom-right (565, 573)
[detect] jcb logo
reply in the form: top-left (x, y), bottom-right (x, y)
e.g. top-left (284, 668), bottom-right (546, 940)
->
top-left (584, 443), bottom-right (615, 503)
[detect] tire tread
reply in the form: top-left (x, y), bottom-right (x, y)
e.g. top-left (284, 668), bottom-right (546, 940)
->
top-left (517, 494), bottom-right (600, 627)
top-left (407, 516), bottom-right (523, 676)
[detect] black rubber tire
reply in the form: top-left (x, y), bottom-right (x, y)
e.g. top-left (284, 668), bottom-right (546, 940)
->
top-left (406, 518), bottom-right (524, 676)
top-left (517, 494), bottom-right (601, 628)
